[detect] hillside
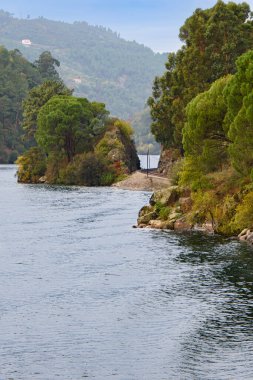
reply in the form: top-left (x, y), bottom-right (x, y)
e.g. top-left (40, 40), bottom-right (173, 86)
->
top-left (0, 10), bottom-right (167, 121)
top-left (0, 46), bottom-right (42, 163)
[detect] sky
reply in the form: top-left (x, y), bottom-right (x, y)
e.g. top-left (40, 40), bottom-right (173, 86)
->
top-left (0, 0), bottom-right (253, 52)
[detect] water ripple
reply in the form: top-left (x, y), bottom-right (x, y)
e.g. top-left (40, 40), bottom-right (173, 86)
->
top-left (1, 166), bottom-right (253, 379)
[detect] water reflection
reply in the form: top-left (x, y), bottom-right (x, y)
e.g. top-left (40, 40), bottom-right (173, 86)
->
top-left (153, 231), bottom-right (253, 379)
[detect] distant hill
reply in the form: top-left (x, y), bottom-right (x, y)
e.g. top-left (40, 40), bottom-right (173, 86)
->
top-left (0, 10), bottom-right (167, 120)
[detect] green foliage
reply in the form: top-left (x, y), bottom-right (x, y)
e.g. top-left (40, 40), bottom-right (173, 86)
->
top-left (190, 190), bottom-right (219, 227)
top-left (179, 157), bottom-right (213, 191)
top-left (114, 119), bottom-right (133, 138)
top-left (225, 50), bottom-right (253, 176)
top-left (149, 1), bottom-right (253, 148)
top-left (18, 109), bottom-right (139, 186)
top-left (16, 147), bottom-right (46, 183)
top-left (36, 95), bottom-right (108, 162)
top-left (77, 153), bottom-right (115, 186)
top-left (95, 134), bottom-right (123, 156)
top-left (22, 80), bottom-right (72, 140)
top-left (182, 76), bottom-right (231, 179)
top-left (34, 51), bottom-right (61, 82)
top-left (154, 201), bottom-right (169, 220)
top-left (216, 194), bottom-right (238, 235)
top-left (232, 191), bottom-right (253, 231)
top-left (45, 151), bottom-right (68, 184)
top-left (0, 46), bottom-right (42, 162)
top-left (170, 158), bottom-right (184, 186)
top-left (95, 118), bottom-right (140, 173)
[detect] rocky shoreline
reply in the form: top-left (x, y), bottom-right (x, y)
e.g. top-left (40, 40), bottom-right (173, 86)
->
top-left (136, 185), bottom-right (253, 246)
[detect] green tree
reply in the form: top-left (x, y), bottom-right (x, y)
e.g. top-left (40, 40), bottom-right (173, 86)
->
top-left (36, 95), bottom-right (109, 162)
top-left (0, 46), bottom-right (42, 162)
top-left (22, 80), bottom-right (72, 140)
top-left (149, 1), bottom-right (253, 149)
top-left (34, 51), bottom-right (61, 82)
top-left (183, 76), bottom-right (231, 173)
top-left (225, 50), bottom-right (253, 176)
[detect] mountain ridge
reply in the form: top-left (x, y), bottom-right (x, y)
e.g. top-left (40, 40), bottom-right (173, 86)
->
top-left (0, 10), bottom-right (167, 120)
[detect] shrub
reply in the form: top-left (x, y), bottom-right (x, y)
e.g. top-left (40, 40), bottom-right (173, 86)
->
top-left (232, 191), bottom-right (253, 231)
top-left (114, 119), bottom-right (134, 138)
top-left (16, 147), bottom-right (46, 183)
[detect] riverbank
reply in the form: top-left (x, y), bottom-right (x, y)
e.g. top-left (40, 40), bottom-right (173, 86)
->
top-left (112, 170), bottom-right (170, 191)
top-left (136, 184), bottom-right (253, 246)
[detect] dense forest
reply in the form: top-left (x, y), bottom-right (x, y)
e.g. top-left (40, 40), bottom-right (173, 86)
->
top-left (0, 10), bottom-right (166, 122)
top-left (0, 46), bottom-right (68, 163)
top-left (139, 1), bottom-right (253, 236)
top-left (0, 43), bottom-right (140, 178)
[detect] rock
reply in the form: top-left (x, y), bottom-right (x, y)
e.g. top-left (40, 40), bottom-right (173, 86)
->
top-left (238, 228), bottom-right (249, 238)
top-left (179, 197), bottom-right (192, 213)
top-left (246, 232), bottom-right (253, 243)
top-left (157, 147), bottom-right (181, 176)
top-left (38, 176), bottom-right (47, 183)
top-left (138, 205), bottom-right (153, 218)
top-left (193, 222), bottom-right (214, 234)
top-left (150, 186), bottom-right (179, 207)
top-left (164, 220), bottom-right (175, 230)
top-left (137, 211), bottom-right (157, 225)
top-left (149, 220), bottom-right (167, 229)
top-left (202, 222), bottom-right (215, 234)
top-left (239, 230), bottom-right (253, 244)
top-left (174, 217), bottom-right (192, 231)
top-left (238, 228), bottom-right (251, 241)
top-left (168, 211), bottom-right (182, 222)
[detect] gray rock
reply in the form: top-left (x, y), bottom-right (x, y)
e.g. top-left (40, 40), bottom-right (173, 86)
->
top-left (150, 186), bottom-right (179, 207)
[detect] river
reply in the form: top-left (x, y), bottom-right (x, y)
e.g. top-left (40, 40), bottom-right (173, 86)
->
top-left (1, 165), bottom-right (253, 380)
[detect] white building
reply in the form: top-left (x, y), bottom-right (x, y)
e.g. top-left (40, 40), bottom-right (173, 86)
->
top-left (73, 77), bottom-right (82, 84)
top-left (21, 39), bottom-right (32, 46)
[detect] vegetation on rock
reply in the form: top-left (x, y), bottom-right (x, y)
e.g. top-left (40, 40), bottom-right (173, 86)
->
top-left (148, 1), bottom-right (253, 149)
top-left (17, 90), bottom-right (140, 186)
top-left (139, 1), bottom-right (253, 238)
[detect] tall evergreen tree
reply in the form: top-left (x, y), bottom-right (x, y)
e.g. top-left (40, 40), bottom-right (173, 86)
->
top-left (225, 50), bottom-right (253, 176)
top-left (149, 1), bottom-right (253, 149)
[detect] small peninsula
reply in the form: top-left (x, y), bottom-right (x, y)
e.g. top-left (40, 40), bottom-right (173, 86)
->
top-left (17, 91), bottom-right (140, 186)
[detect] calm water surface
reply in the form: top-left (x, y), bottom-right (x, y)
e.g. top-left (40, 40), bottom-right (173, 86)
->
top-left (1, 165), bottom-right (253, 380)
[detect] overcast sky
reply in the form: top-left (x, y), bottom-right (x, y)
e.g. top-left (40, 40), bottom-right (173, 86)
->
top-left (0, 0), bottom-right (252, 52)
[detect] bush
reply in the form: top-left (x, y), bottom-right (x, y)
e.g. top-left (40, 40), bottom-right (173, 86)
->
top-left (78, 152), bottom-right (115, 186)
top-left (45, 152), bottom-right (67, 184)
top-left (232, 191), bottom-right (253, 231)
top-left (114, 119), bottom-right (134, 138)
top-left (16, 147), bottom-right (46, 183)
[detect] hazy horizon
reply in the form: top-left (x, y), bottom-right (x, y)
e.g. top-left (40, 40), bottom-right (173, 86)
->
top-left (1, 0), bottom-right (252, 53)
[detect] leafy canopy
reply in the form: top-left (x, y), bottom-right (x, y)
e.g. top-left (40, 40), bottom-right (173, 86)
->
top-left (149, 1), bottom-right (253, 148)
top-left (225, 50), bottom-right (253, 176)
top-left (36, 95), bottom-right (109, 162)
top-left (22, 80), bottom-right (73, 141)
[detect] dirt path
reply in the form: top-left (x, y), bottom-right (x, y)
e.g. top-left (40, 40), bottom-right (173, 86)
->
top-left (112, 170), bottom-right (171, 191)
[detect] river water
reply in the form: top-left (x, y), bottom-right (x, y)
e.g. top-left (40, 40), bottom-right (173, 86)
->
top-left (1, 165), bottom-right (253, 380)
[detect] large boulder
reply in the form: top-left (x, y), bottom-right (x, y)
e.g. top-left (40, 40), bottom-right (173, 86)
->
top-left (150, 186), bottom-right (179, 207)
top-left (157, 147), bottom-right (181, 176)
